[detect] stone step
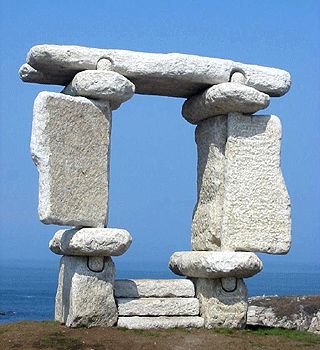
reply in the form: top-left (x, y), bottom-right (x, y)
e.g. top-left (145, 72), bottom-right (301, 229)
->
top-left (118, 316), bottom-right (204, 330)
top-left (114, 279), bottom-right (195, 298)
top-left (117, 297), bottom-right (199, 316)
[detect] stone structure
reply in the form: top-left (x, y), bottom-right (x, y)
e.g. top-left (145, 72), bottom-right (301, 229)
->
top-left (20, 45), bottom-right (292, 329)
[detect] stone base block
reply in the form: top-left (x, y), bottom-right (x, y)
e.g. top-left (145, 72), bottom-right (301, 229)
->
top-left (118, 316), bottom-right (204, 329)
top-left (196, 278), bottom-right (248, 329)
top-left (55, 256), bottom-right (117, 327)
top-left (114, 279), bottom-right (195, 298)
top-left (117, 297), bottom-right (199, 316)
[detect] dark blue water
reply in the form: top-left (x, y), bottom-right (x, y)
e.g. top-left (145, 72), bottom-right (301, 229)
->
top-left (1, 261), bottom-right (319, 324)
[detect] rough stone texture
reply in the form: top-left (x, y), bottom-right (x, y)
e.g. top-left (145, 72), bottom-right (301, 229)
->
top-left (196, 278), bottom-right (248, 329)
top-left (117, 316), bottom-right (204, 329)
top-left (20, 45), bottom-right (291, 97)
top-left (169, 251), bottom-right (262, 278)
top-left (117, 298), bottom-right (199, 316)
top-left (63, 70), bottom-right (135, 110)
top-left (248, 296), bottom-right (320, 334)
top-left (182, 83), bottom-right (270, 124)
top-left (55, 256), bottom-right (117, 328)
top-left (49, 228), bottom-right (132, 256)
top-left (115, 279), bottom-right (195, 298)
top-left (221, 113), bottom-right (291, 254)
top-left (192, 116), bottom-right (227, 250)
top-left (31, 92), bottom-right (111, 227)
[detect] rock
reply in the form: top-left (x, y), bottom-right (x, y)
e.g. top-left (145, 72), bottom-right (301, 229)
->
top-left (309, 311), bottom-right (320, 335)
top-left (55, 256), bottom-right (117, 327)
top-left (49, 228), bottom-right (132, 256)
top-left (117, 316), bottom-right (204, 329)
top-left (221, 114), bottom-right (291, 254)
top-left (192, 116), bottom-right (227, 250)
top-left (196, 278), bottom-right (248, 328)
top-left (117, 298), bottom-right (199, 316)
top-left (247, 296), bottom-right (320, 334)
top-left (31, 92), bottom-right (111, 227)
top-left (182, 83), bottom-right (270, 124)
top-left (21, 45), bottom-right (291, 97)
top-left (64, 70), bottom-right (135, 110)
top-left (114, 279), bottom-right (195, 298)
top-left (169, 251), bottom-right (262, 278)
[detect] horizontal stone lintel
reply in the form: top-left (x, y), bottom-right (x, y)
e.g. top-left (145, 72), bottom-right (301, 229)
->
top-left (20, 45), bottom-right (291, 97)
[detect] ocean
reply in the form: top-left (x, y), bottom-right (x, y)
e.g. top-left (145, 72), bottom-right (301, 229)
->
top-left (1, 260), bottom-right (319, 324)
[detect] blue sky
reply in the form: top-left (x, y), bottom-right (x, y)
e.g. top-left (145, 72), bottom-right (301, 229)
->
top-left (0, 0), bottom-right (319, 273)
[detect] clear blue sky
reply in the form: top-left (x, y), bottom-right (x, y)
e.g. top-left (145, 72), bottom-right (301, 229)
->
top-left (0, 1), bottom-right (319, 273)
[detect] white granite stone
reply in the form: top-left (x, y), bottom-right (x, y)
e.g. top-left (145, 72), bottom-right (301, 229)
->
top-left (117, 316), bottom-right (204, 329)
top-left (192, 116), bottom-right (227, 250)
top-left (196, 278), bottom-right (248, 329)
top-left (221, 113), bottom-right (291, 254)
top-left (117, 297), bottom-right (199, 316)
top-left (55, 256), bottom-right (117, 327)
top-left (49, 228), bottom-right (132, 256)
top-left (182, 83), bottom-right (270, 124)
top-left (115, 279), bottom-right (195, 298)
top-left (169, 251), bottom-right (262, 278)
top-left (31, 92), bottom-right (111, 227)
top-left (21, 45), bottom-right (291, 97)
top-left (64, 70), bottom-right (135, 110)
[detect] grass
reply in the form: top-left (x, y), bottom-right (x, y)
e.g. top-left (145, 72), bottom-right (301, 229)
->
top-left (32, 331), bottom-right (84, 350)
top-left (245, 327), bottom-right (320, 345)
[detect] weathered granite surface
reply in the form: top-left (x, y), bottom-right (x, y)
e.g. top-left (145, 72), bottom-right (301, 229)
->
top-left (49, 228), bottom-right (132, 256)
top-left (31, 92), bottom-right (111, 227)
top-left (169, 251), bottom-right (263, 278)
top-left (192, 116), bottom-right (227, 250)
top-left (247, 296), bottom-right (320, 334)
top-left (221, 114), bottom-right (291, 254)
top-left (63, 70), bottom-right (135, 110)
top-left (20, 45), bottom-right (291, 97)
top-left (117, 297), bottom-right (199, 316)
top-left (182, 83), bottom-right (269, 124)
top-left (115, 279), bottom-right (195, 298)
top-left (117, 316), bottom-right (204, 329)
top-left (55, 256), bottom-right (117, 328)
top-left (196, 278), bottom-right (248, 329)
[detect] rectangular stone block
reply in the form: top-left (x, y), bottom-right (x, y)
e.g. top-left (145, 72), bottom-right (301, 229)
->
top-left (55, 256), bottom-right (117, 327)
top-left (196, 278), bottom-right (248, 329)
top-left (114, 279), bottom-right (195, 298)
top-left (31, 92), bottom-right (112, 227)
top-left (117, 297), bottom-right (200, 316)
top-left (117, 316), bottom-right (204, 329)
top-left (192, 116), bottom-right (227, 250)
top-left (221, 114), bottom-right (291, 254)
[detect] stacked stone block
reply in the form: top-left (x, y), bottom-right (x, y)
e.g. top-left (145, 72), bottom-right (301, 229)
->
top-left (19, 45), bottom-right (292, 329)
top-left (168, 72), bottom-right (291, 328)
top-left (115, 279), bottom-right (204, 329)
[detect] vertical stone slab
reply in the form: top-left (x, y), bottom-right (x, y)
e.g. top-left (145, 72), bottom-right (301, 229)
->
top-left (196, 278), bottom-right (248, 328)
top-left (192, 116), bottom-right (227, 250)
top-left (31, 92), bottom-right (112, 227)
top-left (221, 113), bottom-right (291, 254)
top-left (55, 256), bottom-right (117, 327)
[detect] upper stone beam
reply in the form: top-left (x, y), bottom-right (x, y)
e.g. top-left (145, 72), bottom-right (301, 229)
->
top-left (19, 45), bottom-right (291, 98)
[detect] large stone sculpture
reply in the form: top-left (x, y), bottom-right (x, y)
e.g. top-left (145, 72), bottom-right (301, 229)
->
top-left (19, 45), bottom-right (291, 329)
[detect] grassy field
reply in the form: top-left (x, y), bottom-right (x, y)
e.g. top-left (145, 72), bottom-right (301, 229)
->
top-left (0, 321), bottom-right (319, 350)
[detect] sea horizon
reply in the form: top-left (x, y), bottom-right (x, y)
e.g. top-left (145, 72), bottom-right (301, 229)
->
top-left (1, 259), bottom-right (319, 325)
